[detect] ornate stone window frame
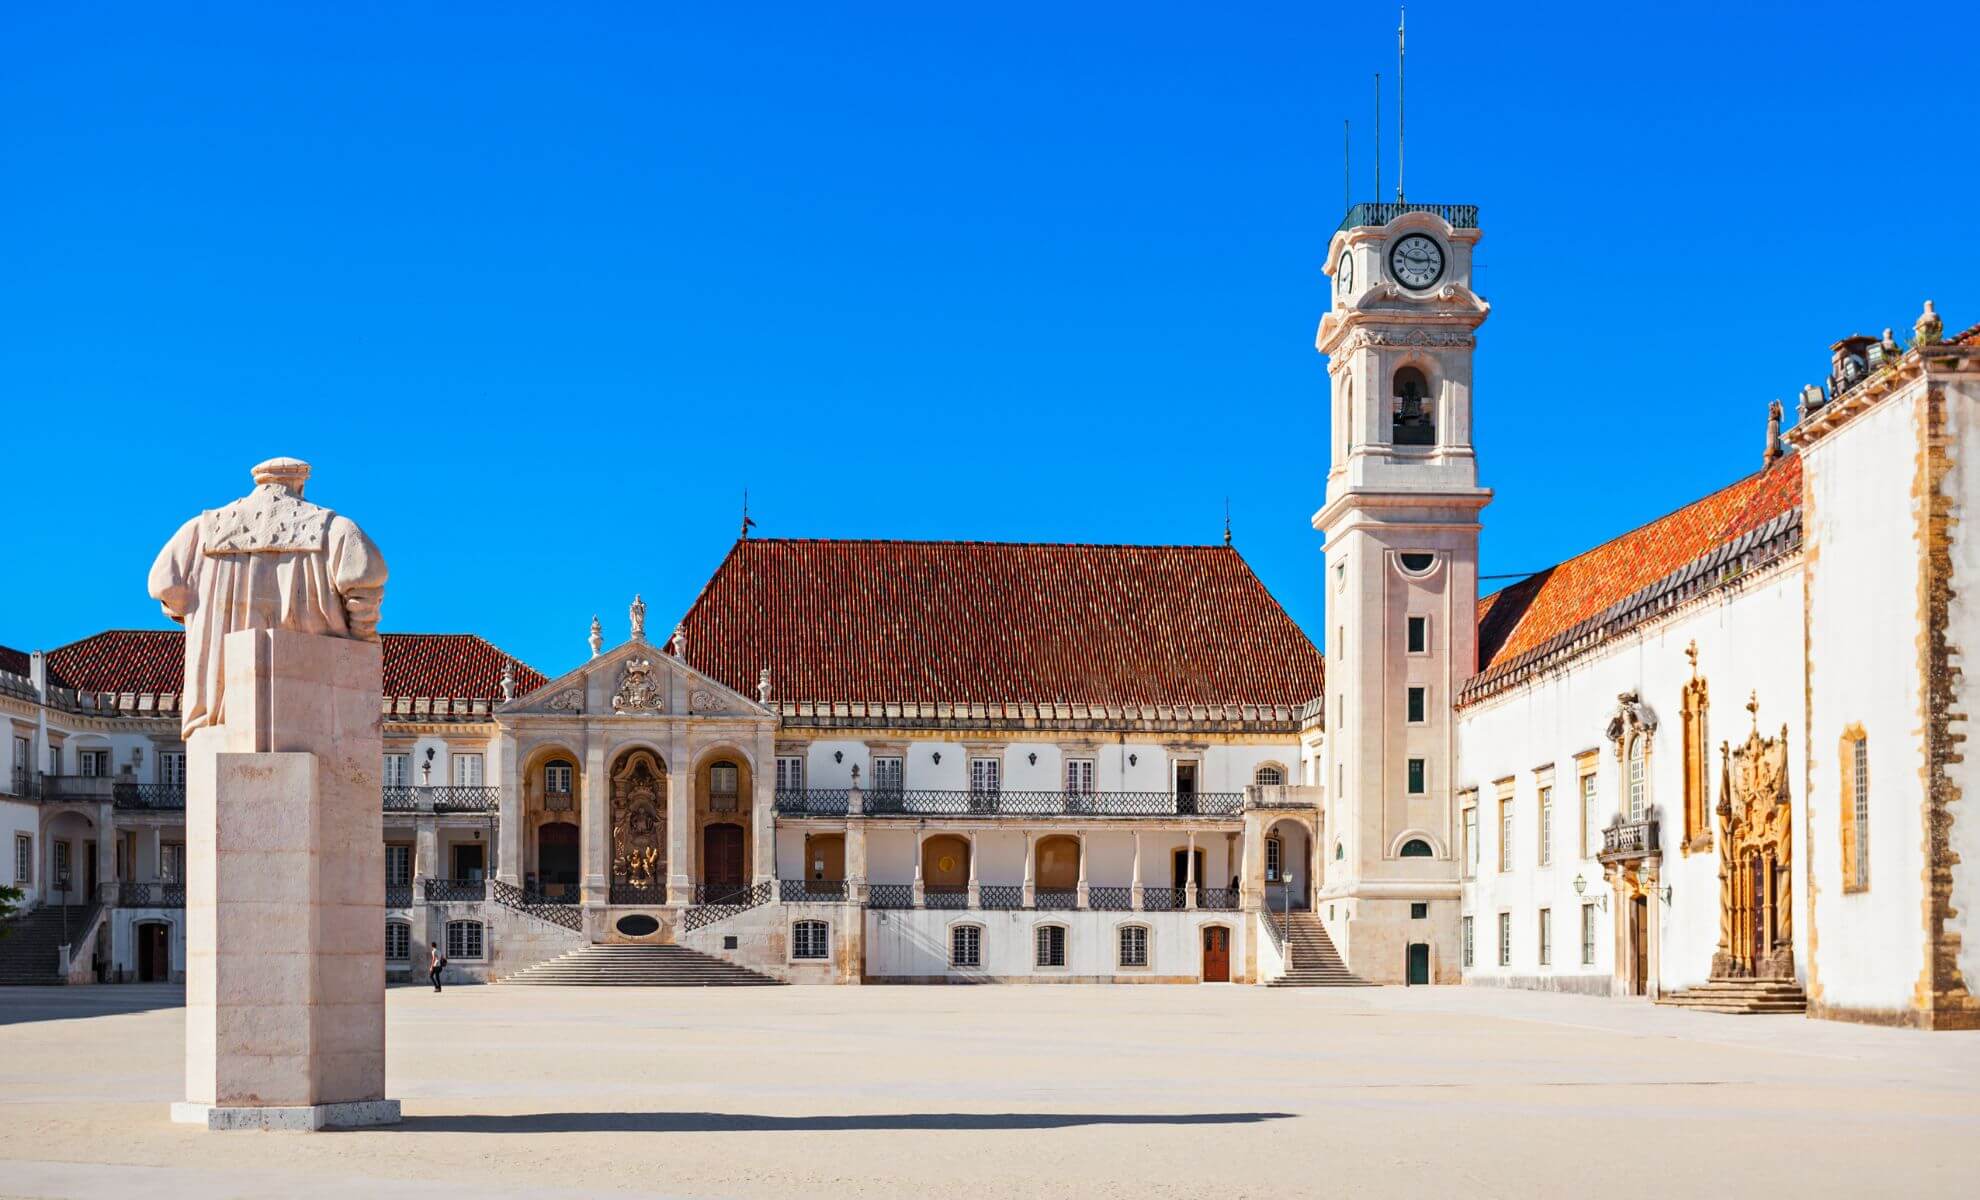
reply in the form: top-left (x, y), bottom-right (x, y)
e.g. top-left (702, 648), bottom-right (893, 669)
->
top-left (1606, 693), bottom-right (1658, 825)
top-left (1680, 649), bottom-right (1712, 854)
top-left (788, 918), bottom-right (830, 963)
top-left (1840, 723), bottom-right (1870, 894)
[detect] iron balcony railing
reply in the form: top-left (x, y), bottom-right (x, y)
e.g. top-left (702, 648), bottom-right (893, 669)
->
top-left (923, 885), bottom-right (969, 910)
top-left (117, 879), bottom-right (186, 907)
top-left (1140, 886), bottom-right (1183, 912)
top-left (1034, 889), bottom-right (1079, 911)
top-left (867, 883), bottom-right (915, 909)
top-left (780, 879), bottom-right (849, 903)
top-left (1087, 885), bottom-right (1133, 911)
top-left (1336, 201), bottom-right (1479, 232)
top-left (382, 786), bottom-right (500, 813)
top-left (609, 883), bottom-right (667, 906)
top-left (421, 877), bottom-right (486, 903)
top-left (1599, 818), bottom-right (1661, 864)
top-left (681, 881), bottom-right (774, 932)
top-left (774, 788), bottom-right (1242, 818)
top-left (34, 775), bottom-right (186, 810)
top-left (979, 884), bottom-right (1024, 910)
top-left (489, 879), bottom-right (583, 931)
top-left (1197, 887), bottom-right (1239, 912)
top-left (385, 883), bottom-right (414, 908)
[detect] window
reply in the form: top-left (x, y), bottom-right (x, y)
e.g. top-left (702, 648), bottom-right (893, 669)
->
top-left (48, 746), bottom-right (62, 776)
top-left (386, 844), bottom-right (412, 887)
top-left (78, 749), bottom-right (109, 777)
top-left (774, 756), bottom-right (803, 792)
top-left (1407, 616), bottom-right (1429, 654)
top-left (1579, 768), bottom-right (1600, 858)
top-left (1407, 758), bottom-right (1426, 794)
top-left (385, 922), bottom-right (410, 962)
top-left (445, 920), bottom-right (485, 961)
top-left (1538, 786), bottom-right (1553, 868)
top-left (1842, 728), bottom-right (1870, 892)
top-left (383, 753), bottom-right (409, 788)
top-left (1462, 807), bottom-right (1478, 877)
top-left (871, 756), bottom-right (904, 793)
top-left (1538, 908), bottom-right (1553, 966)
top-left (950, 924), bottom-right (982, 968)
top-left (1626, 736), bottom-right (1647, 821)
top-left (1255, 764), bottom-right (1285, 787)
top-left (1391, 366), bottom-right (1435, 445)
top-left (159, 751), bottom-right (186, 788)
top-left (1497, 912), bottom-right (1511, 967)
top-left (1399, 838), bottom-right (1433, 858)
top-left (1035, 924), bottom-right (1067, 968)
top-left (53, 840), bottom-right (71, 885)
top-left (11, 735), bottom-right (27, 794)
top-left (1499, 794), bottom-right (1513, 872)
top-left (13, 833), bottom-right (29, 885)
top-left (1581, 903), bottom-right (1597, 966)
top-left (451, 753), bottom-right (485, 787)
top-left (1681, 673), bottom-right (1711, 849)
top-left (1118, 924), bottom-right (1149, 968)
top-left (1398, 552), bottom-right (1436, 573)
top-left (1065, 758), bottom-right (1095, 794)
top-left (1407, 687), bottom-right (1426, 723)
top-left (1462, 915), bottom-right (1474, 968)
top-left (709, 761), bottom-right (740, 813)
top-left (161, 842), bottom-right (185, 883)
top-left (792, 920), bottom-right (829, 960)
top-left (545, 761), bottom-right (575, 796)
top-left (1265, 835), bottom-right (1283, 882)
top-left (970, 757), bottom-right (1001, 795)
top-left (1410, 901), bottom-right (1428, 919)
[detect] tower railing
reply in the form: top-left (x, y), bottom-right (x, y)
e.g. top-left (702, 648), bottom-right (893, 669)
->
top-left (1336, 202), bottom-right (1478, 233)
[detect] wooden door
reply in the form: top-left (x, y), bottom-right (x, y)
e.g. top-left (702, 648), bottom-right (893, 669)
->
top-left (1630, 897), bottom-right (1649, 996)
top-left (703, 823), bottom-right (746, 898)
top-left (1202, 926), bottom-right (1230, 982)
top-left (138, 924), bottom-right (167, 982)
top-left (452, 843), bottom-right (486, 881)
top-left (1407, 943), bottom-right (1430, 985)
top-left (537, 822), bottom-right (579, 894)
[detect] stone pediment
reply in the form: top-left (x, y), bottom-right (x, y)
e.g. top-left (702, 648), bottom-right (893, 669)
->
top-left (498, 637), bottom-right (771, 720)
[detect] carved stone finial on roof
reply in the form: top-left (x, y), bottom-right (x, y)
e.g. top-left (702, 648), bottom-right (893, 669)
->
top-left (757, 666), bottom-right (772, 704)
top-left (1916, 300), bottom-right (1943, 347)
top-left (670, 624), bottom-right (687, 663)
top-left (589, 615), bottom-right (603, 659)
top-left (500, 659), bottom-right (516, 702)
top-left (1763, 400), bottom-right (1783, 468)
top-left (630, 593), bottom-right (647, 642)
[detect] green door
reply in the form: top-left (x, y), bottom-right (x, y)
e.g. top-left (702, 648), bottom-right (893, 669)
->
top-left (1407, 943), bottom-right (1430, 986)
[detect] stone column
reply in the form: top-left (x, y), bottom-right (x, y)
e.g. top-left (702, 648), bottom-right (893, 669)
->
top-left (845, 820), bottom-right (868, 905)
top-left (667, 767), bottom-right (692, 907)
top-left (175, 629), bottom-right (398, 1131)
top-left (95, 802), bottom-right (117, 904)
top-left (495, 732), bottom-right (520, 886)
top-left (411, 815), bottom-right (439, 961)
top-left (581, 741), bottom-right (608, 906)
top-left (1184, 832), bottom-right (1198, 910)
top-left (1131, 832), bottom-right (1144, 912)
top-left (147, 825), bottom-right (163, 884)
top-left (1075, 833), bottom-right (1089, 909)
top-left (966, 831), bottom-right (981, 907)
top-left (1021, 831), bottom-right (1036, 909)
top-left (1241, 814), bottom-right (1266, 911)
top-left (911, 838), bottom-right (925, 907)
top-left (752, 734), bottom-right (775, 887)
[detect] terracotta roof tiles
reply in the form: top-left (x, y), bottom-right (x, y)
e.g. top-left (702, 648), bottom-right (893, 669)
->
top-left (40, 630), bottom-right (544, 701)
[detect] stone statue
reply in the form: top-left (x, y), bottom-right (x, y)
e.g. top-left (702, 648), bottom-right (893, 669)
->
top-left (758, 666), bottom-right (773, 704)
top-left (1916, 299), bottom-right (1943, 346)
top-left (500, 660), bottom-right (516, 702)
top-left (147, 458), bottom-right (387, 736)
top-left (670, 623), bottom-right (687, 662)
top-left (630, 593), bottom-right (647, 642)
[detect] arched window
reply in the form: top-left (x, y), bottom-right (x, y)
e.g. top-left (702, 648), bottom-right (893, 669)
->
top-left (1627, 735), bottom-right (1648, 822)
top-left (1035, 924), bottom-right (1068, 968)
top-left (1399, 838), bottom-right (1434, 858)
top-left (791, 920), bottom-right (829, 960)
top-left (950, 923), bottom-right (983, 968)
top-left (444, 920), bottom-right (484, 962)
top-left (385, 920), bottom-right (410, 962)
top-left (710, 761), bottom-right (740, 813)
top-left (1265, 835), bottom-right (1284, 882)
top-left (1117, 924), bottom-right (1150, 969)
top-left (1392, 366), bottom-right (1435, 446)
top-left (1255, 764), bottom-right (1285, 787)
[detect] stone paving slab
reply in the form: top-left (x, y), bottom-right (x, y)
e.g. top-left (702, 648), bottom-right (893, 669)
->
top-left (2, 983), bottom-right (1976, 1198)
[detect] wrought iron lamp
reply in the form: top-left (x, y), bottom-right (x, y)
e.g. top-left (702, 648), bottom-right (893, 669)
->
top-left (1573, 873), bottom-right (1608, 912)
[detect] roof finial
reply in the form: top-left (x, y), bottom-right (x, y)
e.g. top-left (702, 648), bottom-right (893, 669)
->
top-left (588, 615), bottom-right (603, 659)
top-left (1763, 399), bottom-right (1783, 468)
top-left (499, 659), bottom-right (516, 702)
top-left (1223, 498), bottom-right (1232, 547)
top-left (630, 593), bottom-right (646, 642)
top-left (741, 488), bottom-right (757, 539)
top-left (1916, 299), bottom-right (1943, 347)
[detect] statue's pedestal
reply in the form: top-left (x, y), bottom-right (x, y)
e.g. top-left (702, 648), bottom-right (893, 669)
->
top-left (174, 628), bottom-right (400, 1131)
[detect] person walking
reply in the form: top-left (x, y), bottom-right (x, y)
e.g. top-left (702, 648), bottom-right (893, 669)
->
top-left (428, 940), bottom-right (445, 992)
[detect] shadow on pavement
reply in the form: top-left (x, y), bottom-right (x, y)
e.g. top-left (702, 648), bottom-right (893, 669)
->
top-left (0, 984), bottom-right (185, 1026)
top-left (397, 1111), bottom-right (1294, 1134)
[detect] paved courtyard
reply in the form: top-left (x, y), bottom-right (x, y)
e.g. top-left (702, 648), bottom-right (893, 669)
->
top-left (2, 982), bottom-right (1976, 1199)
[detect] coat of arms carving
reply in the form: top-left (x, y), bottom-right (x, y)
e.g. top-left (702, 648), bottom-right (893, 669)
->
top-left (613, 656), bottom-right (665, 714)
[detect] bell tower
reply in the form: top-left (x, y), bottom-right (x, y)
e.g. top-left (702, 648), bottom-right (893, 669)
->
top-left (1312, 203), bottom-right (1490, 984)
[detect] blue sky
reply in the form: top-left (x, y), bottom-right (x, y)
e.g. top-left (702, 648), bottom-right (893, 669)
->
top-left (4, 2), bottom-right (1974, 676)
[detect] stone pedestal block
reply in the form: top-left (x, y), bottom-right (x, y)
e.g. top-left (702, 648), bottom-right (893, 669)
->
top-left (176, 628), bottom-right (400, 1130)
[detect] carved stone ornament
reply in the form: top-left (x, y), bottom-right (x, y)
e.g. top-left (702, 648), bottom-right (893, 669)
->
top-left (612, 657), bottom-right (666, 715)
top-left (1334, 327), bottom-right (1476, 358)
top-left (610, 750), bottom-right (668, 889)
top-left (1604, 691), bottom-right (1658, 744)
top-left (1711, 693), bottom-right (1794, 981)
top-left (757, 667), bottom-right (773, 704)
top-left (546, 687), bottom-right (584, 713)
top-left (687, 686), bottom-right (726, 714)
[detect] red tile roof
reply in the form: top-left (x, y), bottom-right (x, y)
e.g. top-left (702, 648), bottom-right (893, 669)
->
top-left (42, 630), bottom-right (545, 700)
top-left (1476, 453), bottom-right (1803, 674)
top-left (0, 644), bottom-right (30, 677)
top-left (677, 539), bottom-right (1325, 707)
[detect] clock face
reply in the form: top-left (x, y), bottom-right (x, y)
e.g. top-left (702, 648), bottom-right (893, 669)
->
top-left (1388, 234), bottom-right (1445, 290)
top-left (1337, 250), bottom-right (1354, 295)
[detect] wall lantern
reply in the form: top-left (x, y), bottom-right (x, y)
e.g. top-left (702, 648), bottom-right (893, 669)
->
top-left (833, 751), bottom-right (843, 764)
top-left (932, 752), bottom-right (942, 764)
top-left (1027, 753), bottom-right (1037, 765)
top-left (1128, 754), bottom-right (1138, 767)
top-left (1573, 873), bottom-right (1609, 912)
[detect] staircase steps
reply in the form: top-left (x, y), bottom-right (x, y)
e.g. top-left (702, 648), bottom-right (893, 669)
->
top-left (1269, 911), bottom-right (1378, 987)
top-left (499, 943), bottom-right (782, 987)
top-left (1656, 978), bottom-right (1807, 1014)
top-left (0, 906), bottom-right (97, 986)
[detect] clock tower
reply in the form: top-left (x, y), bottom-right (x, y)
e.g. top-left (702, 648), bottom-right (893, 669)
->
top-left (1312, 203), bottom-right (1490, 983)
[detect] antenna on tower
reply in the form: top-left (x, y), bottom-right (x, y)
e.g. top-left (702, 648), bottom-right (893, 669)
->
top-left (740, 488), bottom-right (757, 539)
top-left (1223, 498), bottom-right (1232, 547)
top-left (1343, 119), bottom-right (1351, 214)
top-left (1373, 72), bottom-right (1381, 204)
top-left (1397, 5), bottom-right (1407, 203)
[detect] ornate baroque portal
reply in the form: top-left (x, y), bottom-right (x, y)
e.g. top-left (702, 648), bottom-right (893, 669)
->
top-left (1712, 694), bottom-right (1794, 980)
top-left (611, 750), bottom-right (668, 897)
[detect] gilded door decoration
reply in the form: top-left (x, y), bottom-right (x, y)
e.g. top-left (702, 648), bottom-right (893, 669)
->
top-left (1711, 692), bottom-right (1793, 981)
top-left (611, 751), bottom-right (668, 891)
top-left (613, 657), bottom-right (666, 714)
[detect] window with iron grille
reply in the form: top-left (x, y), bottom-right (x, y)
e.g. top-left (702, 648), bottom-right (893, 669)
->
top-left (445, 920), bottom-right (484, 961)
top-left (13, 833), bottom-right (29, 886)
top-left (386, 844), bottom-right (412, 887)
top-left (452, 753), bottom-right (484, 787)
top-left (1581, 903), bottom-right (1597, 965)
top-left (1538, 908), bottom-right (1552, 966)
top-left (872, 756), bottom-right (904, 793)
top-left (1065, 758), bottom-right (1095, 793)
top-left (951, 924), bottom-right (982, 967)
top-left (1462, 915), bottom-right (1474, 968)
top-left (1117, 925), bottom-right (1148, 968)
top-left (545, 761), bottom-right (574, 796)
top-left (1497, 912), bottom-right (1511, 967)
top-left (385, 921), bottom-right (410, 962)
top-left (383, 754), bottom-right (409, 787)
top-left (969, 757), bottom-right (1001, 795)
top-left (792, 920), bottom-right (829, 960)
top-left (1850, 735), bottom-right (1871, 891)
top-left (1035, 924), bottom-right (1066, 968)
top-left (774, 756), bottom-right (803, 791)
top-left (1254, 764), bottom-right (1285, 787)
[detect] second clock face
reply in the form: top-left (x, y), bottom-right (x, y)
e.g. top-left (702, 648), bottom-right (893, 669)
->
top-left (1337, 250), bottom-right (1354, 295)
top-left (1388, 234), bottom-right (1445, 290)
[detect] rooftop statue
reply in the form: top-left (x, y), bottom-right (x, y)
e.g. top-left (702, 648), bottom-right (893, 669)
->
top-left (147, 457), bottom-right (388, 735)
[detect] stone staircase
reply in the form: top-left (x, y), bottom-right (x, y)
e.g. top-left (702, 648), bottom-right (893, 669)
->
top-left (0, 905), bottom-right (98, 986)
top-left (1656, 978), bottom-right (1807, 1014)
top-left (1269, 911), bottom-right (1377, 987)
top-left (499, 943), bottom-right (782, 987)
